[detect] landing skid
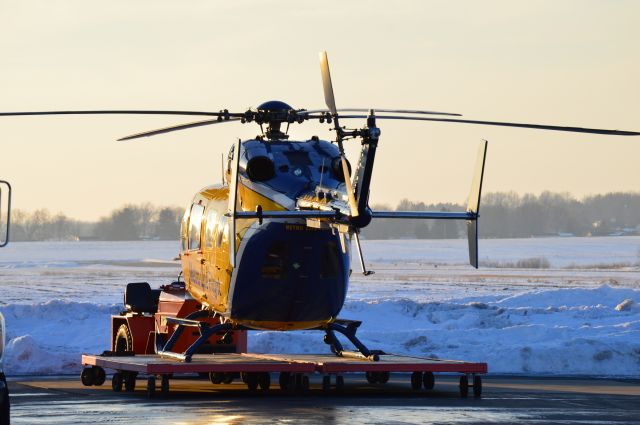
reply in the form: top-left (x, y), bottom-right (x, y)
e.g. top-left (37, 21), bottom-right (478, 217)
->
top-left (153, 312), bottom-right (382, 363)
top-left (320, 319), bottom-right (384, 362)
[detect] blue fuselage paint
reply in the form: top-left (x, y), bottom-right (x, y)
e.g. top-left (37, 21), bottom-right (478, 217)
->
top-left (230, 221), bottom-right (350, 323)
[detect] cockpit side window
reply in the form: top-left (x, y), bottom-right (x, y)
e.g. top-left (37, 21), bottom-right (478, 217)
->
top-left (189, 203), bottom-right (205, 250)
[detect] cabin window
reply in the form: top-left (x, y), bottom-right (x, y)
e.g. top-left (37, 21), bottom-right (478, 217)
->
top-left (216, 215), bottom-right (227, 247)
top-left (189, 203), bottom-right (205, 250)
top-left (204, 208), bottom-right (218, 249)
top-left (320, 241), bottom-right (340, 278)
top-left (260, 241), bottom-right (289, 279)
top-left (180, 208), bottom-right (190, 251)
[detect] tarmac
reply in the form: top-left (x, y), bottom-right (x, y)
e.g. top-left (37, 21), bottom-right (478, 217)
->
top-left (7, 374), bottom-right (640, 424)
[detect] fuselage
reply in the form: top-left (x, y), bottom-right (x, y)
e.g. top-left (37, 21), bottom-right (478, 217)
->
top-left (180, 138), bottom-right (352, 330)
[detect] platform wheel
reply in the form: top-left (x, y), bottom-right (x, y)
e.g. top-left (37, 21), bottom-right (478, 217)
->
top-left (222, 373), bottom-right (235, 384)
top-left (124, 372), bottom-right (137, 392)
top-left (335, 375), bottom-right (344, 392)
top-left (410, 371), bottom-right (422, 390)
top-left (161, 374), bottom-right (170, 395)
top-left (473, 375), bottom-right (482, 398)
top-left (423, 371), bottom-right (435, 391)
top-left (81, 367), bottom-right (95, 386)
top-left (146, 376), bottom-right (156, 398)
top-left (365, 371), bottom-right (377, 384)
top-left (299, 375), bottom-right (310, 393)
top-left (322, 375), bottom-right (331, 393)
top-left (257, 372), bottom-right (270, 391)
top-left (112, 372), bottom-right (123, 392)
top-left (245, 373), bottom-right (258, 392)
top-left (279, 372), bottom-right (291, 391)
top-left (377, 371), bottom-right (390, 384)
top-left (209, 372), bottom-right (223, 385)
top-left (92, 366), bottom-right (106, 386)
top-left (459, 375), bottom-right (469, 398)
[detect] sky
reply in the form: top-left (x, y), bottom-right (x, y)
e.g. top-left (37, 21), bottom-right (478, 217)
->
top-left (1, 0), bottom-right (639, 220)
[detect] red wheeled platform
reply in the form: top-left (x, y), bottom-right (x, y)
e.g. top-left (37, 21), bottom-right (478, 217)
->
top-left (81, 352), bottom-right (487, 398)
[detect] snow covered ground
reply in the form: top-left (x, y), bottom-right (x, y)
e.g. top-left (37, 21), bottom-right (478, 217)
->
top-left (0, 237), bottom-right (639, 376)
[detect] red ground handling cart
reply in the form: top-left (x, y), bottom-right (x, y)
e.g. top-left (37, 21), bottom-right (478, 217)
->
top-left (80, 281), bottom-right (487, 398)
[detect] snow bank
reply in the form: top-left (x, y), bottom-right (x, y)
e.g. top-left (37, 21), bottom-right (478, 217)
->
top-left (1, 301), bottom-right (118, 375)
top-left (251, 284), bottom-right (640, 376)
top-left (0, 286), bottom-right (638, 377)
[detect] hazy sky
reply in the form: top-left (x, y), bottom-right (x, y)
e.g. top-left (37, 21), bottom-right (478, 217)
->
top-left (1, 1), bottom-right (639, 220)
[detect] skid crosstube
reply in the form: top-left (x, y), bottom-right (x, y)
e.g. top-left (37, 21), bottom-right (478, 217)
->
top-left (82, 353), bottom-right (487, 375)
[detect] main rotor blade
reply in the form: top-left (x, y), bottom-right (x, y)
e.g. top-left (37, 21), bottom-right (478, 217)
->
top-left (118, 118), bottom-right (241, 141)
top-left (337, 115), bottom-right (640, 136)
top-left (299, 108), bottom-right (462, 117)
top-left (319, 51), bottom-right (338, 115)
top-left (0, 110), bottom-right (239, 118)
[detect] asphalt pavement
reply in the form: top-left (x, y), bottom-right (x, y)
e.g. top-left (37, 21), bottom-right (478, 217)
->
top-left (7, 374), bottom-right (640, 424)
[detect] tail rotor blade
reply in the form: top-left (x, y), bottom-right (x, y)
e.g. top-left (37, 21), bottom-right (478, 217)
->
top-left (341, 155), bottom-right (359, 217)
top-left (319, 51), bottom-right (338, 115)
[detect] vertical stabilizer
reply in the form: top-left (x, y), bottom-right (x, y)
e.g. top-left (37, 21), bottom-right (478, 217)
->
top-left (466, 140), bottom-right (488, 268)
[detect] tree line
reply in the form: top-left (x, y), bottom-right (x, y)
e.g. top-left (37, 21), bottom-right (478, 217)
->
top-left (363, 191), bottom-right (640, 239)
top-left (10, 203), bottom-right (183, 241)
top-left (7, 191), bottom-right (640, 241)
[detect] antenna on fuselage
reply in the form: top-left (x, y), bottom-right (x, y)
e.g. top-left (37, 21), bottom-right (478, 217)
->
top-left (227, 140), bottom-right (241, 268)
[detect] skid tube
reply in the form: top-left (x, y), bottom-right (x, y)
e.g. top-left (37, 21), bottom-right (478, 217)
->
top-left (156, 310), bottom-right (239, 363)
top-left (320, 319), bottom-right (383, 361)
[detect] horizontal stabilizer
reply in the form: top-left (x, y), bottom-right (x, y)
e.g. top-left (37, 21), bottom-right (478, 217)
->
top-left (371, 211), bottom-right (475, 220)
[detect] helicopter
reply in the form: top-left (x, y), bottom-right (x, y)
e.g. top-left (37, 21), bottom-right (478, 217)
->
top-left (1, 52), bottom-right (639, 363)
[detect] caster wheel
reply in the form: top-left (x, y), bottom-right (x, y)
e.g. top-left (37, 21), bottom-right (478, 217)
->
top-left (222, 373), bottom-right (235, 384)
top-left (300, 375), bottom-right (310, 393)
top-left (161, 375), bottom-right (170, 395)
top-left (80, 368), bottom-right (94, 387)
top-left (279, 372), bottom-right (290, 391)
top-left (410, 371), bottom-right (422, 390)
top-left (209, 372), bottom-right (223, 385)
top-left (473, 375), bottom-right (482, 398)
top-left (365, 371), bottom-right (377, 384)
top-left (459, 375), bottom-right (469, 398)
top-left (335, 375), bottom-right (344, 392)
top-left (93, 367), bottom-right (106, 386)
top-left (245, 373), bottom-right (258, 392)
top-left (322, 375), bottom-right (331, 393)
top-left (378, 371), bottom-right (390, 384)
top-left (423, 371), bottom-right (434, 390)
top-left (258, 373), bottom-right (270, 391)
top-left (112, 372), bottom-right (123, 392)
top-left (146, 376), bottom-right (156, 398)
top-left (124, 372), bottom-right (137, 392)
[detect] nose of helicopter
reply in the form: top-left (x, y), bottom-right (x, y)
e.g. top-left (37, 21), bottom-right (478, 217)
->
top-left (229, 221), bottom-right (349, 326)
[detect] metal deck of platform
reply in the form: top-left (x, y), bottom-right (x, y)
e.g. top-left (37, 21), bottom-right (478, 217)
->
top-left (82, 352), bottom-right (487, 375)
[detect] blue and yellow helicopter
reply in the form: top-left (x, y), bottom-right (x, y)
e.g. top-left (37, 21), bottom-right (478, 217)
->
top-left (2, 52), bottom-right (638, 362)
